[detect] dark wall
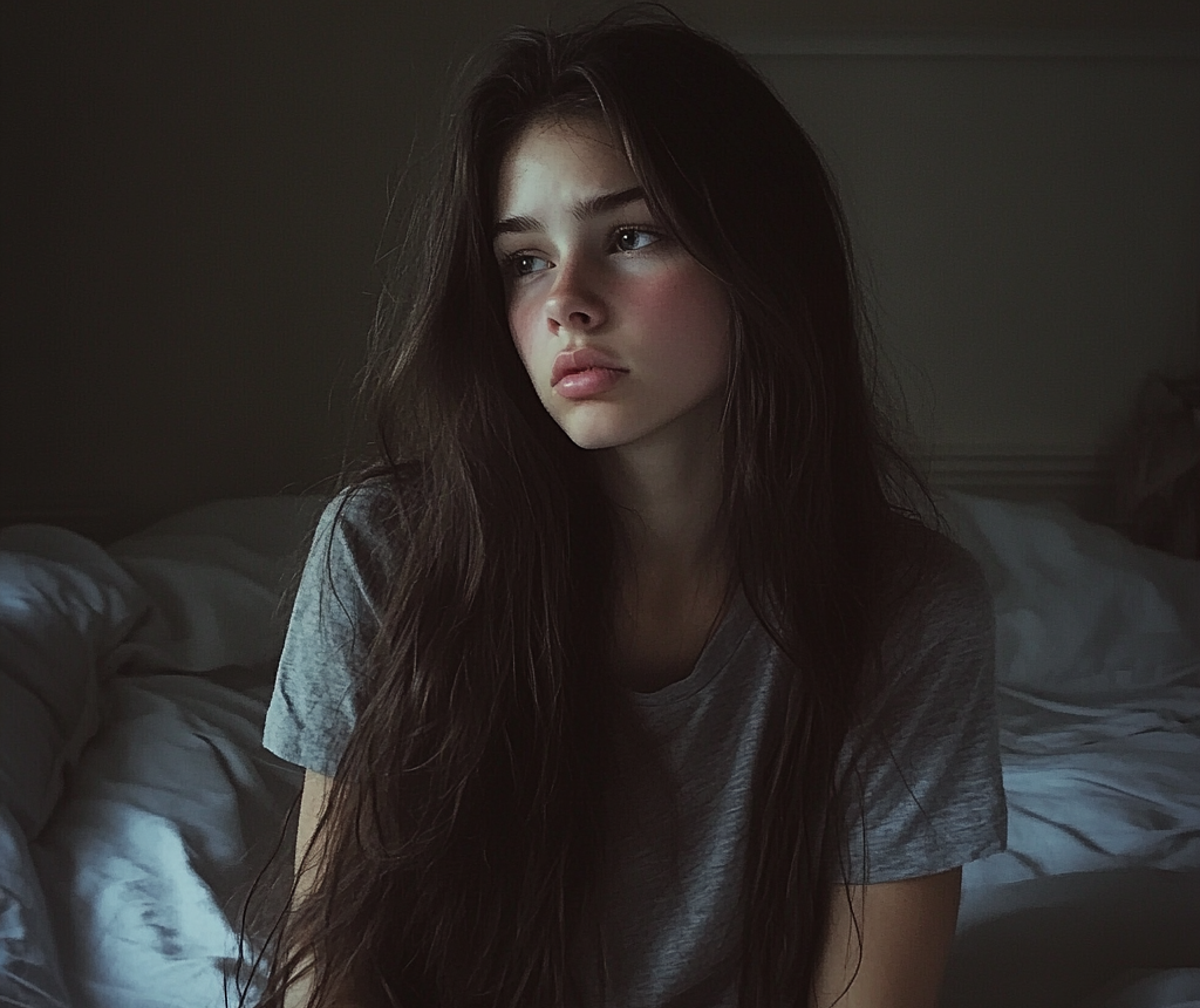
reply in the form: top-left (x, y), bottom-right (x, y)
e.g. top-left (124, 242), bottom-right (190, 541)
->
top-left (5, 1), bottom-right (1198, 540)
top-left (5, 2), bottom-right (562, 539)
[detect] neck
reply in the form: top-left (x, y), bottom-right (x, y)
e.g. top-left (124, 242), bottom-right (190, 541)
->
top-left (596, 419), bottom-right (727, 582)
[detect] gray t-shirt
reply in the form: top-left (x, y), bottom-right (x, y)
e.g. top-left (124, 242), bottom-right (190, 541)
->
top-left (264, 488), bottom-right (1006, 1007)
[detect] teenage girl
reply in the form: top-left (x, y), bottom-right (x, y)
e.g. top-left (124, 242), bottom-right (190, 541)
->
top-left (257, 9), bottom-right (1005, 1007)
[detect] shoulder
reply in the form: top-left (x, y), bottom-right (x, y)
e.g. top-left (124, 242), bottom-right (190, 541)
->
top-left (263, 470), bottom-right (420, 774)
top-left (857, 517), bottom-right (997, 734)
top-left (291, 469), bottom-right (423, 641)
top-left (843, 517), bottom-right (1006, 880)
top-left (313, 470), bottom-right (419, 587)
top-left (884, 517), bottom-right (993, 656)
top-left (317, 472), bottom-right (411, 550)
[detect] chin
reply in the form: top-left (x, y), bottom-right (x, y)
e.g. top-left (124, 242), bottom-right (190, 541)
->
top-left (544, 406), bottom-right (624, 451)
top-left (556, 419), bottom-right (636, 452)
top-left (565, 431), bottom-right (625, 451)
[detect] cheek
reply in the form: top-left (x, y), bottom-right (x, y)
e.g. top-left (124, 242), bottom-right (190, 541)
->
top-left (507, 300), bottom-right (540, 372)
top-left (633, 271), bottom-right (730, 369)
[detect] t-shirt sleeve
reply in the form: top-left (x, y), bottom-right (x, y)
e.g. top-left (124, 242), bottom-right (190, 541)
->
top-left (845, 540), bottom-right (1007, 884)
top-left (262, 489), bottom-right (385, 777)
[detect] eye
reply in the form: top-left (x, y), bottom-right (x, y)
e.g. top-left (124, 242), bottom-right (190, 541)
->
top-left (504, 252), bottom-right (552, 278)
top-left (613, 227), bottom-right (659, 252)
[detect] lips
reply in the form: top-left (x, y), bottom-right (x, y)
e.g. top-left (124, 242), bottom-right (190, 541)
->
top-left (551, 347), bottom-right (628, 387)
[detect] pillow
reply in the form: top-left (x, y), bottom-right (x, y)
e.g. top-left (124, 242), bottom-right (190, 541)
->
top-left (107, 496), bottom-right (328, 674)
top-left (943, 494), bottom-right (1200, 885)
top-left (940, 492), bottom-right (1200, 692)
top-left (0, 527), bottom-right (149, 837)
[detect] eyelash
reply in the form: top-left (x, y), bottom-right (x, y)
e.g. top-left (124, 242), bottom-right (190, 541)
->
top-left (610, 224), bottom-right (663, 252)
top-left (500, 224), bottom-right (664, 279)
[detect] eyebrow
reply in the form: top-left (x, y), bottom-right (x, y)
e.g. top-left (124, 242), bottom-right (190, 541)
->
top-left (492, 186), bottom-right (647, 238)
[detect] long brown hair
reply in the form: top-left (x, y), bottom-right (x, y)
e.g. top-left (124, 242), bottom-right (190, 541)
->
top-left (247, 7), bottom-right (935, 1006)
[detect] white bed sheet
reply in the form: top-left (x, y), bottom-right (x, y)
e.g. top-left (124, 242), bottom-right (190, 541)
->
top-left (0, 491), bottom-right (1196, 1007)
top-left (0, 497), bottom-right (325, 1008)
top-left (33, 670), bottom-right (300, 1008)
top-left (940, 493), bottom-right (1200, 1008)
top-left (942, 493), bottom-right (1200, 887)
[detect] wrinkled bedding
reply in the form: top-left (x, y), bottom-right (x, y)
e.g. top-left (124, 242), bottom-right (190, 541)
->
top-left (0, 498), bottom-right (324, 1007)
top-left (0, 492), bottom-right (1196, 1007)
top-left (940, 495), bottom-right (1200, 1008)
top-left (942, 494), bottom-right (1200, 887)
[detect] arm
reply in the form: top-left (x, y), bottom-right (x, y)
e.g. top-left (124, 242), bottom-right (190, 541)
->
top-left (283, 770), bottom-right (336, 1008)
top-left (813, 868), bottom-right (962, 1008)
top-left (294, 769), bottom-right (335, 879)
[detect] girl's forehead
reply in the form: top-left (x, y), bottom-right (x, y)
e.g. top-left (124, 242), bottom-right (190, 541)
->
top-left (511, 113), bottom-right (621, 160)
top-left (496, 116), bottom-right (636, 210)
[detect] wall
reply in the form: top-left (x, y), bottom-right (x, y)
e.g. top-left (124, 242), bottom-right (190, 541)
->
top-left (4, 1), bottom-right (1199, 538)
top-left (748, 41), bottom-right (1199, 515)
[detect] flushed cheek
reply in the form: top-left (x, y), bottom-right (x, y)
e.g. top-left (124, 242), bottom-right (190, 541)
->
top-left (625, 273), bottom-right (730, 375)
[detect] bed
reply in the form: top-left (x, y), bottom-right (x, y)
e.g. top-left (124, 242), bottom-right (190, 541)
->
top-left (1, 491), bottom-right (1197, 1008)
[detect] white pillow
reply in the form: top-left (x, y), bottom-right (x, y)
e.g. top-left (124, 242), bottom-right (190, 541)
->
top-left (940, 492), bottom-right (1200, 692)
top-left (0, 527), bottom-right (149, 837)
top-left (943, 494), bottom-right (1200, 885)
top-left (107, 496), bottom-right (328, 674)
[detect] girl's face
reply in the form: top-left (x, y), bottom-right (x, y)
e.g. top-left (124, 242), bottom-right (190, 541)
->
top-left (494, 117), bottom-right (730, 454)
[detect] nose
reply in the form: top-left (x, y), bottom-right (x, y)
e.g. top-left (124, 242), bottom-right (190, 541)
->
top-left (544, 259), bottom-right (607, 334)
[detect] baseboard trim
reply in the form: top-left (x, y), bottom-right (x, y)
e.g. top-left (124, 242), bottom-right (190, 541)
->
top-left (931, 449), bottom-right (1106, 484)
top-left (929, 448), bottom-right (1116, 519)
